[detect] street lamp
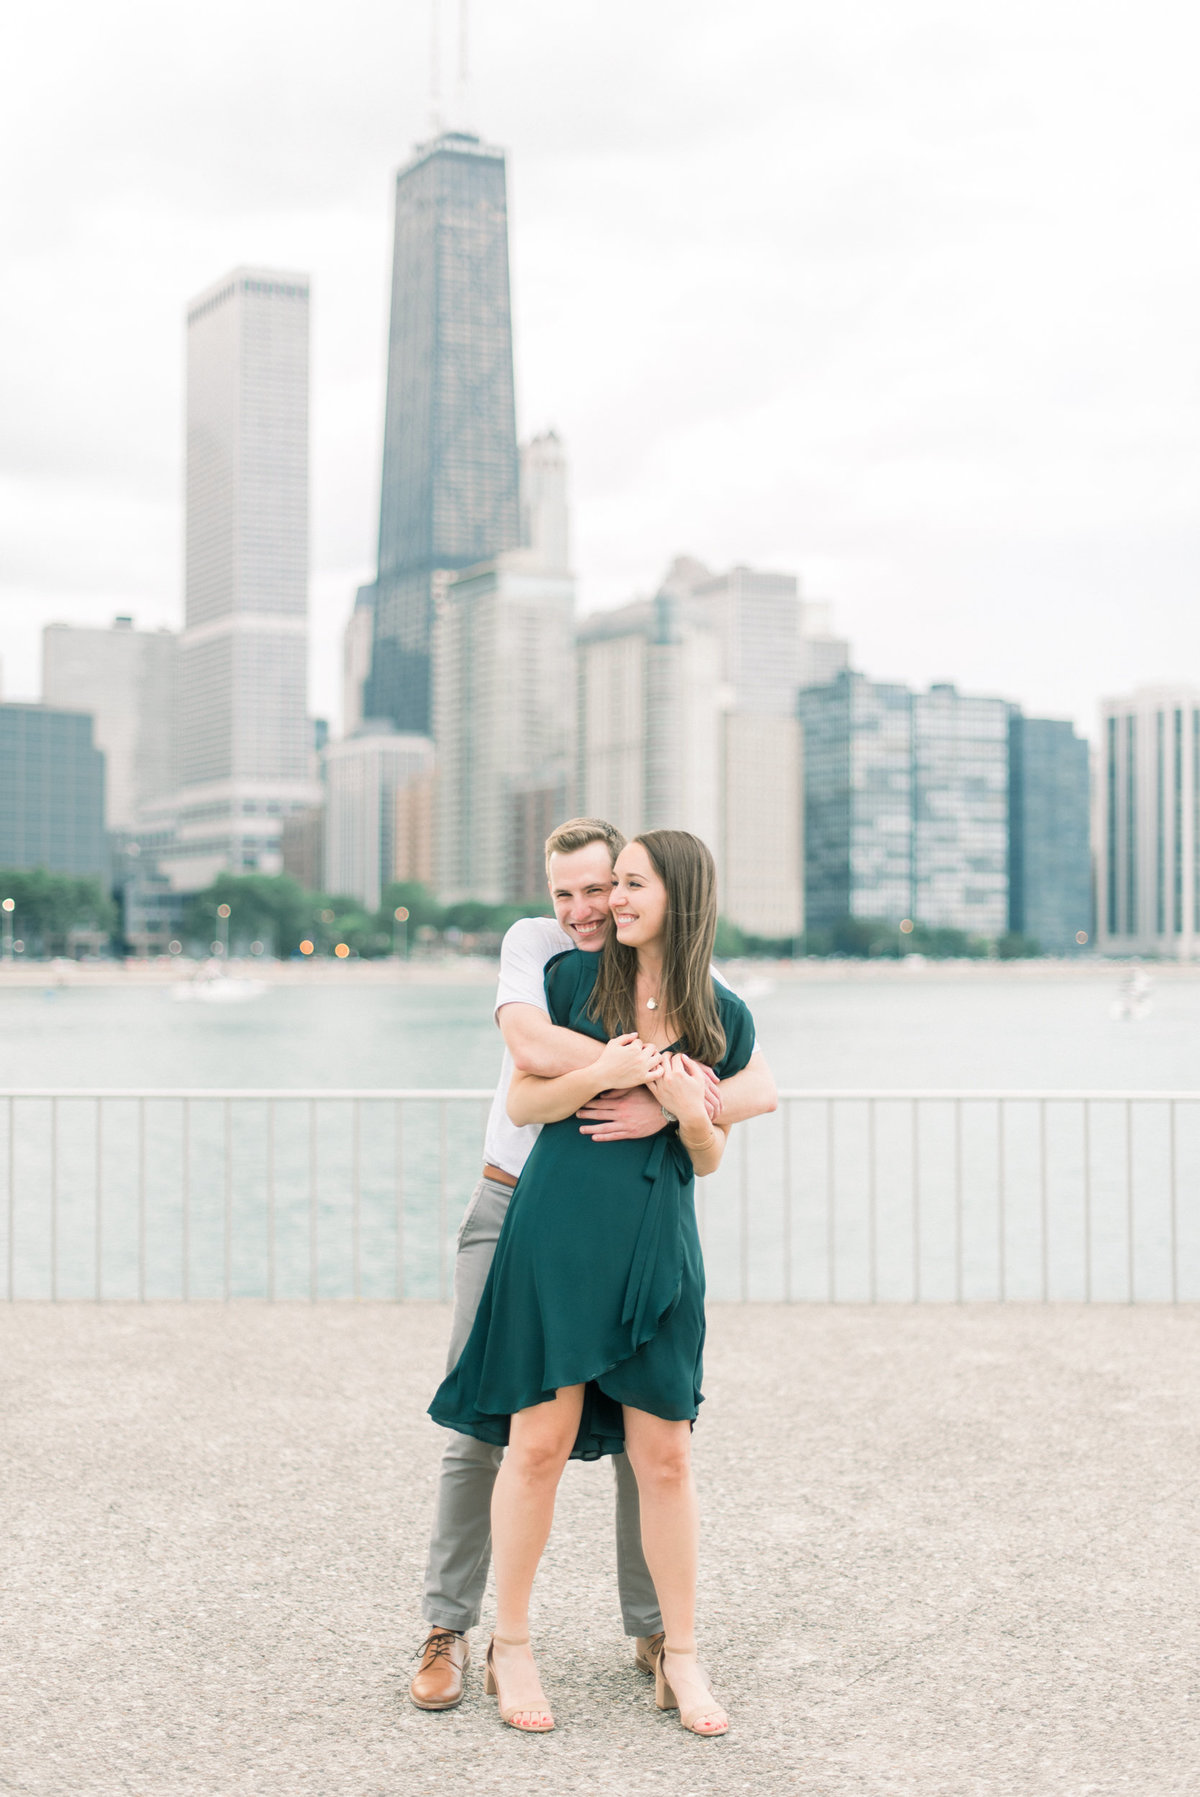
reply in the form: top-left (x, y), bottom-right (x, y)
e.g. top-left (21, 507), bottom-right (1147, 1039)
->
top-left (393, 905), bottom-right (410, 959)
top-left (1, 897), bottom-right (13, 962)
top-left (216, 902), bottom-right (231, 958)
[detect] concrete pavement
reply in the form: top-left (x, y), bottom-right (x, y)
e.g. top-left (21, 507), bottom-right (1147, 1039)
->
top-left (2, 1302), bottom-right (1198, 1796)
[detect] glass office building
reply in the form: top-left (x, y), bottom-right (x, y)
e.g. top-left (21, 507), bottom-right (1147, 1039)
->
top-left (799, 674), bottom-right (1011, 937)
top-left (1008, 713), bottom-right (1092, 953)
top-left (0, 704), bottom-right (106, 877)
top-left (799, 671), bottom-right (915, 930)
top-left (912, 685), bottom-right (1009, 936)
top-left (366, 132), bottom-right (521, 735)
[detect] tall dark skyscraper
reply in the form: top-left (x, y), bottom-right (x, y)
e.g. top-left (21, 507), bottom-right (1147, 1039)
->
top-left (365, 131), bottom-right (521, 734)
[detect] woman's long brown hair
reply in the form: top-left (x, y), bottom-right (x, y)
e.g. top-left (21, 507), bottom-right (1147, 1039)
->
top-left (588, 830), bottom-right (726, 1066)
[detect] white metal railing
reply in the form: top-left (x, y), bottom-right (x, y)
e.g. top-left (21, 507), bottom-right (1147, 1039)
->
top-left (2, 1089), bottom-right (1198, 1304)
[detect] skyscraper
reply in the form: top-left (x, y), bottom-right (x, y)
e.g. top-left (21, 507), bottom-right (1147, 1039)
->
top-left (366, 132), bottom-right (521, 736)
top-left (158, 268), bottom-right (319, 891)
top-left (799, 674), bottom-right (1010, 938)
top-left (434, 547), bottom-right (576, 905)
top-left (799, 671), bottom-right (915, 931)
top-left (323, 730), bottom-right (435, 910)
top-left (672, 561), bottom-right (804, 716)
top-left (912, 684), bottom-right (1009, 936)
top-left (0, 704), bottom-right (106, 877)
top-left (42, 616), bottom-right (178, 830)
top-left (1008, 713), bottom-right (1092, 953)
top-left (576, 592), bottom-right (721, 853)
top-left (1098, 685), bottom-right (1200, 956)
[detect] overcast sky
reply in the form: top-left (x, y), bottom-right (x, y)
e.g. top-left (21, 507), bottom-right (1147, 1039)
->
top-left (1, 0), bottom-right (1197, 737)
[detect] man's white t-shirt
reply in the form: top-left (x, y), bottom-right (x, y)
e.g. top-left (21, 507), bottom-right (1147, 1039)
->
top-left (481, 916), bottom-right (756, 1182)
top-left (483, 917), bottom-right (573, 1179)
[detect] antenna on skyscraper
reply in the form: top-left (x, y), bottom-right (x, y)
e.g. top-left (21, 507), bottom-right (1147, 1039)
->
top-left (429, 0), bottom-right (443, 135)
top-left (455, 0), bottom-right (470, 125)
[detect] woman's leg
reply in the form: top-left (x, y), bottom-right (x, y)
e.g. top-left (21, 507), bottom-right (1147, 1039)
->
top-left (622, 1405), bottom-right (726, 1732)
top-left (487, 1384), bottom-right (584, 1721)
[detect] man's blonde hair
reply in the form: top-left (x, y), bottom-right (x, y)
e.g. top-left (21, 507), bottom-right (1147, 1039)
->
top-left (543, 816), bottom-right (626, 878)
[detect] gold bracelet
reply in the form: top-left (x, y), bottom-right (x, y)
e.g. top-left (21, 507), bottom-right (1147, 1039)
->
top-left (681, 1126), bottom-right (718, 1155)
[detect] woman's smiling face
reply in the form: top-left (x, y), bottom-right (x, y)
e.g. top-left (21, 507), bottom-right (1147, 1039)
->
top-left (611, 841), bottom-right (668, 949)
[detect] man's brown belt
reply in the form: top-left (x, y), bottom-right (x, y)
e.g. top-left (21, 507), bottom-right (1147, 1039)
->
top-left (482, 1163), bottom-right (518, 1189)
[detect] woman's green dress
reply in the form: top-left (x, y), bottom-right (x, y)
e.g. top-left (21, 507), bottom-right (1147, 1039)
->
top-left (428, 949), bottom-right (756, 1460)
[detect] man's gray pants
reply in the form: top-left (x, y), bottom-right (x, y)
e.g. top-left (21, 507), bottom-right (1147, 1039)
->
top-left (422, 1176), bottom-right (663, 1637)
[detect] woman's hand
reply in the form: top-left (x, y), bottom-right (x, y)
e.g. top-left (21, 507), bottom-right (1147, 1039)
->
top-left (596, 1032), bottom-right (664, 1091)
top-left (654, 1052), bottom-right (711, 1125)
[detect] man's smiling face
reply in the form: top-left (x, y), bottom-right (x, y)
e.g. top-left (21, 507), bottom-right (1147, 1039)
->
top-left (547, 842), bottom-right (616, 951)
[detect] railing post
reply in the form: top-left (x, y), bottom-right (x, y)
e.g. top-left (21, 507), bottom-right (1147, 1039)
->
top-left (996, 1098), bottom-right (1006, 1303)
top-left (223, 1097), bottom-right (232, 1304)
top-left (94, 1098), bottom-right (103, 1303)
top-left (309, 1099), bottom-right (318, 1303)
top-left (911, 1098), bottom-right (920, 1304)
top-left (738, 1124), bottom-right (750, 1304)
top-left (780, 1097), bottom-right (793, 1304)
top-left (139, 1097), bottom-right (147, 1304)
top-left (953, 1098), bottom-right (963, 1306)
top-left (867, 1098), bottom-right (877, 1305)
top-left (5, 1095), bottom-right (12, 1303)
top-left (352, 1098), bottom-right (362, 1303)
top-left (1125, 1098), bottom-right (1135, 1305)
top-left (1169, 1099), bottom-right (1178, 1306)
top-left (266, 1100), bottom-right (276, 1304)
top-left (394, 1100), bottom-right (405, 1303)
top-left (438, 1102), bottom-right (449, 1303)
top-left (1039, 1098), bottom-right (1048, 1304)
top-left (50, 1096), bottom-right (58, 1304)
top-left (181, 1099), bottom-right (190, 1303)
top-left (826, 1099), bottom-right (836, 1304)
top-left (1082, 1100), bottom-right (1092, 1305)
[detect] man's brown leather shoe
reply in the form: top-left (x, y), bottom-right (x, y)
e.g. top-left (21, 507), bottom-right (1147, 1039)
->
top-left (634, 1631), bottom-right (665, 1675)
top-left (410, 1629), bottom-right (470, 1710)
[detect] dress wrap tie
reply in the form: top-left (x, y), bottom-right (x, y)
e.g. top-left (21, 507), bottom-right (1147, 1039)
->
top-left (621, 1131), bottom-right (693, 1348)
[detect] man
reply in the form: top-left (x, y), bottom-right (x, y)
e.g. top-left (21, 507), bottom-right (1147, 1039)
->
top-left (410, 817), bottom-right (777, 1710)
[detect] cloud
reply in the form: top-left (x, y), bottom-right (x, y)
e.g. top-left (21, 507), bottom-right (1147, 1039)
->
top-left (1, 0), bottom-right (1198, 734)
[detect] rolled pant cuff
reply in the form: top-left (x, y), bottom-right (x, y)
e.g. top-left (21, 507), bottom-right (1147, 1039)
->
top-left (422, 1608), bottom-right (478, 1634)
top-left (622, 1616), bottom-right (664, 1638)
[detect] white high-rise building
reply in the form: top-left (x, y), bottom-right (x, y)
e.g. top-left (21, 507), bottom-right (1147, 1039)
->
top-left (1098, 685), bottom-right (1200, 957)
top-left (721, 713), bottom-right (804, 939)
top-left (434, 549), bottom-right (576, 904)
top-left (42, 616), bottom-right (178, 829)
top-left (670, 561), bottom-right (802, 715)
top-left (156, 268), bottom-right (319, 890)
top-left (323, 730), bottom-right (435, 910)
top-left (431, 433), bottom-right (577, 906)
top-left (797, 599), bottom-right (851, 690)
top-left (576, 593), bottom-right (721, 850)
top-left (578, 562), bottom-right (813, 938)
top-left (520, 430), bottom-right (570, 574)
top-left (342, 586), bottom-right (376, 739)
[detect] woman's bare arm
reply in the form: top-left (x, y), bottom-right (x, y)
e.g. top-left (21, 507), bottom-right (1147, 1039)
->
top-left (507, 1035), bottom-right (662, 1127)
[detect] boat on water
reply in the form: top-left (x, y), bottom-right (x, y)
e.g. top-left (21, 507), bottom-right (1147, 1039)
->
top-left (169, 960), bottom-right (268, 1004)
top-left (1110, 966), bottom-right (1152, 1022)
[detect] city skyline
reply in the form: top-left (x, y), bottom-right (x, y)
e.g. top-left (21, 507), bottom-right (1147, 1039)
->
top-left (2, 2), bottom-right (1196, 743)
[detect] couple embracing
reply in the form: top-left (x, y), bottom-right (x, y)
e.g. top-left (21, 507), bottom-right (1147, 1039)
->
top-left (414, 817), bottom-right (776, 1736)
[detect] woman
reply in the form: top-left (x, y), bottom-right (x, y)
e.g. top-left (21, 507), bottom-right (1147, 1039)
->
top-left (429, 831), bottom-right (754, 1737)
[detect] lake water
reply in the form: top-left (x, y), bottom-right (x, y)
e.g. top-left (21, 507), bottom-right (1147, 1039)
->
top-left (2, 967), bottom-right (1198, 1305)
top-left (2, 965), bottom-right (1199, 1091)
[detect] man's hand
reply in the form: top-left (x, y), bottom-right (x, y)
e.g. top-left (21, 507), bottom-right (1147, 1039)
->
top-left (576, 1086), bottom-right (670, 1143)
top-left (698, 1064), bottom-right (722, 1121)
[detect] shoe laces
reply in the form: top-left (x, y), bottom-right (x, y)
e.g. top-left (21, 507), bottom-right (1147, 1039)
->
top-left (414, 1629), bottom-right (462, 1664)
